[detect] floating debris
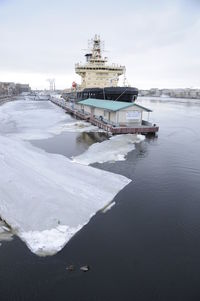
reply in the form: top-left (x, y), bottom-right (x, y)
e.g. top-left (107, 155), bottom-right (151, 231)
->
top-left (80, 265), bottom-right (90, 272)
top-left (2, 225), bottom-right (10, 232)
top-left (0, 220), bottom-right (13, 242)
top-left (102, 202), bottom-right (116, 213)
top-left (66, 265), bottom-right (75, 272)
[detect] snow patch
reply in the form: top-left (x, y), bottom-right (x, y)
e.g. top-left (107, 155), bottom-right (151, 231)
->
top-left (72, 134), bottom-right (145, 165)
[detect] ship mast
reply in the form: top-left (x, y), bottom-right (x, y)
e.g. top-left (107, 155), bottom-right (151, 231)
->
top-left (92, 35), bottom-right (101, 59)
top-left (86, 34), bottom-right (107, 64)
top-left (90, 35), bottom-right (103, 61)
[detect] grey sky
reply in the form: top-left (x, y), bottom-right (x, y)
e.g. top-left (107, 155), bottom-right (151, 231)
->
top-left (0, 0), bottom-right (200, 89)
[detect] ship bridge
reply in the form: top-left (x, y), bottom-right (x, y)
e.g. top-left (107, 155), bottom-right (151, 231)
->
top-left (75, 35), bottom-right (125, 89)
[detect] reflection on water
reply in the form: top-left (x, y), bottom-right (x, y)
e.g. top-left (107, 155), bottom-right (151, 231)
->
top-left (31, 131), bottom-right (109, 158)
top-left (76, 132), bottom-right (109, 147)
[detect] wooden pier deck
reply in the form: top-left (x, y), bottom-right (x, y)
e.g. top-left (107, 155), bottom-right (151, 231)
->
top-left (51, 98), bottom-right (159, 135)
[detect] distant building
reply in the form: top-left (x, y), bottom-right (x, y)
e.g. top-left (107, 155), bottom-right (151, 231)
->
top-left (0, 82), bottom-right (15, 96)
top-left (139, 90), bottom-right (149, 96)
top-left (139, 88), bottom-right (200, 99)
top-left (15, 83), bottom-right (31, 94)
top-left (149, 88), bottom-right (161, 97)
top-left (0, 82), bottom-right (31, 96)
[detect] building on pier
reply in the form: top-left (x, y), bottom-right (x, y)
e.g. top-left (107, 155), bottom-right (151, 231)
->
top-left (76, 98), bottom-right (152, 127)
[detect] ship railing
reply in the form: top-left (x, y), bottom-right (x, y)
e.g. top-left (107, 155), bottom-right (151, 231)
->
top-left (75, 63), bottom-right (125, 69)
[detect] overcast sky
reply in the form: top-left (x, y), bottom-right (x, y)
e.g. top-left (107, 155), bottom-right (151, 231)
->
top-left (0, 0), bottom-right (200, 90)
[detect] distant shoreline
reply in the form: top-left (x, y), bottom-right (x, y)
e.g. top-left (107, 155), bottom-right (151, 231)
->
top-left (138, 95), bottom-right (200, 105)
top-left (139, 95), bottom-right (200, 100)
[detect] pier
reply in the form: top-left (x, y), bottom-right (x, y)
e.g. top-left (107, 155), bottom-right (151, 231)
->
top-left (51, 97), bottom-right (159, 135)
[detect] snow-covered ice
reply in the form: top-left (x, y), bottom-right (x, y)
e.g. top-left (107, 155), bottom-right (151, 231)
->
top-left (0, 100), bottom-right (100, 139)
top-left (51, 120), bottom-right (101, 134)
top-left (0, 100), bottom-right (70, 139)
top-left (20, 225), bottom-right (82, 256)
top-left (72, 134), bottom-right (145, 165)
top-left (0, 99), bottom-right (132, 256)
top-left (0, 136), bottom-right (130, 255)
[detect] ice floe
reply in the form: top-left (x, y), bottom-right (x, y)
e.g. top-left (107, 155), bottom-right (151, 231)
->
top-left (0, 135), bottom-right (131, 256)
top-left (72, 134), bottom-right (145, 165)
top-left (50, 120), bottom-right (101, 134)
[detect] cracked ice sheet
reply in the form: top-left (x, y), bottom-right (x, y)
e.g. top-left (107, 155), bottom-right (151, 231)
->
top-left (72, 134), bottom-right (145, 165)
top-left (0, 100), bottom-right (100, 140)
top-left (0, 135), bottom-right (131, 256)
top-left (51, 121), bottom-right (101, 134)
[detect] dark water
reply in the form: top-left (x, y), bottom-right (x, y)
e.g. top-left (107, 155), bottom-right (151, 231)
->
top-left (31, 131), bottom-right (108, 158)
top-left (1, 97), bottom-right (200, 300)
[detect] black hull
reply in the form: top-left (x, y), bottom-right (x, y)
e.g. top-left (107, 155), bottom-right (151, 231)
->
top-left (63, 86), bottom-right (138, 103)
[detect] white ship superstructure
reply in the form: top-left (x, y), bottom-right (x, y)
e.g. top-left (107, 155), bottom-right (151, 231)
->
top-left (75, 35), bottom-right (125, 89)
top-left (63, 35), bottom-right (138, 102)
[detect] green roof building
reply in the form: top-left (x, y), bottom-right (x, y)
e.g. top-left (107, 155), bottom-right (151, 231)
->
top-left (76, 98), bottom-right (152, 126)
